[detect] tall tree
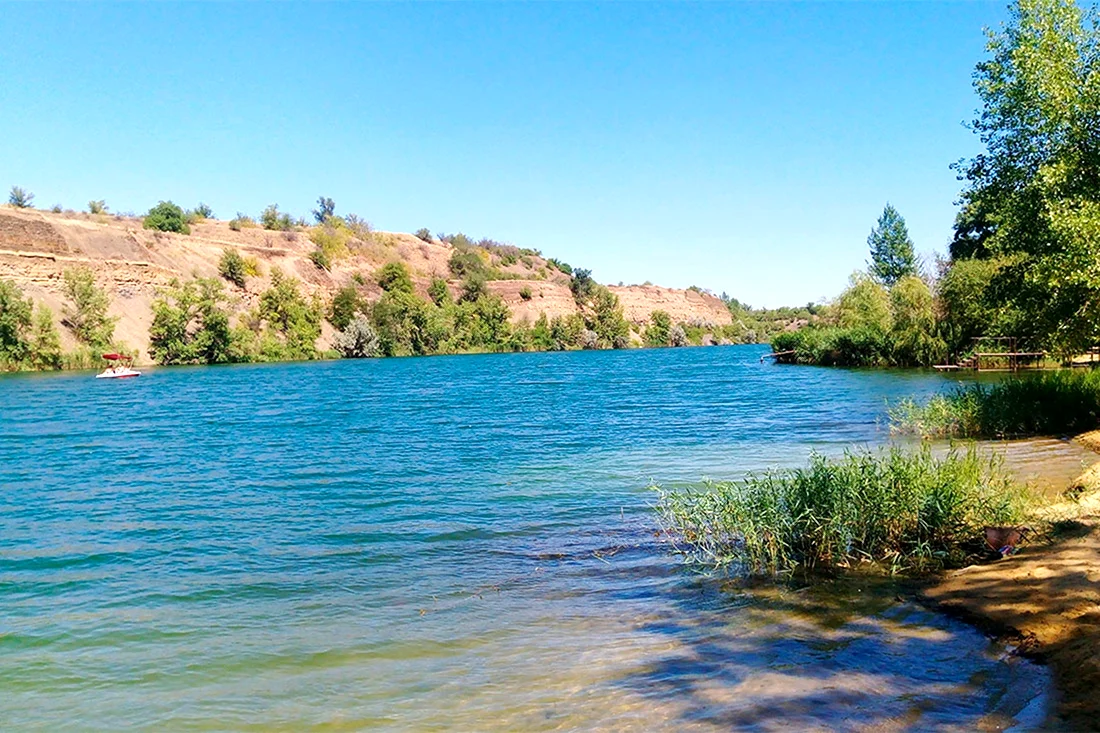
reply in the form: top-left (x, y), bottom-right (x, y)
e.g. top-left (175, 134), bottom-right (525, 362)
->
top-left (953, 0), bottom-right (1100, 354)
top-left (867, 204), bottom-right (917, 285)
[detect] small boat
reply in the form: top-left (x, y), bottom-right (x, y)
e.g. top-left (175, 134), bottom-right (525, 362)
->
top-left (96, 353), bottom-right (141, 379)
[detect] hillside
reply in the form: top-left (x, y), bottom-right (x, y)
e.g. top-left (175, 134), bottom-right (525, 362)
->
top-left (0, 207), bottom-right (733, 363)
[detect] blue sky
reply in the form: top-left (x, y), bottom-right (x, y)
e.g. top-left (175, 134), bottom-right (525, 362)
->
top-left (1, 1), bottom-right (1006, 308)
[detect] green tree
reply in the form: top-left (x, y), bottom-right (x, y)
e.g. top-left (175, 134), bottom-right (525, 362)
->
top-left (193, 203), bottom-right (214, 219)
top-left (62, 267), bottom-right (116, 348)
top-left (646, 310), bottom-right (672, 347)
top-left (143, 201), bottom-right (191, 234)
top-left (954, 0), bottom-right (1100, 353)
top-left (889, 276), bottom-right (944, 366)
top-left (87, 200), bottom-right (108, 215)
top-left (259, 268), bottom-right (321, 359)
top-left (570, 268), bottom-right (597, 302)
top-left (8, 186), bottom-right (34, 208)
top-left (149, 277), bottom-right (240, 365)
top-left (329, 283), bottom-right (364, 331)
top-left (0, 279), bottom-right (33, 366)
top-left (260, 204), bottom-right (293, 231)
top-left (867, 204), bottom-right (917, 285)
top-left (836, 273), bottom-right (893, 333)
top-left (415, 228), bottom-right (433, 243)
top-left (377, 262), bottom-right (415, 294)
top-left (30, 305), bottom-right (62, 370)
top-left (312, 196), bottom-right (335, 224)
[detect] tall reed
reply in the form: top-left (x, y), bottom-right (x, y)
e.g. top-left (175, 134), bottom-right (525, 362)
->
top-left (891, 370), bottom-right (1100, 438)
top-left (655, 446), bottom-right (1032, 575)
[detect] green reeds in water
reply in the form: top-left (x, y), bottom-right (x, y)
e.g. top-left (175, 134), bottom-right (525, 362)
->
top-left (890, 370), bottom-right (1100, 439)
top-left (655, 446), bottom-right (1033, 575)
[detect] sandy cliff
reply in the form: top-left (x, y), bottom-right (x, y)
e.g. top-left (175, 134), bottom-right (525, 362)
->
top-left (0, 208), bottom-right (732, 361)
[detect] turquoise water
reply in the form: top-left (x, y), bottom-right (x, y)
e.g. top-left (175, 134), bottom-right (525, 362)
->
top-left (0, 346), bottom-right (1049, 730)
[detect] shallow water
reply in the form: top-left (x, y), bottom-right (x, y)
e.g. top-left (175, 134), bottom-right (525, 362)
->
top-left (0, 346), bottom-right (1051, 730)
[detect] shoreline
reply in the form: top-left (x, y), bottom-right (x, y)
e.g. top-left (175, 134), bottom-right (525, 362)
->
top-left (919, 430), bottom-right (1100, 730)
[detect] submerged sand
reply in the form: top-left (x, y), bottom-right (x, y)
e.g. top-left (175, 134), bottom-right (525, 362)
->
top-left (921, 431), bottom-right (1100, 730)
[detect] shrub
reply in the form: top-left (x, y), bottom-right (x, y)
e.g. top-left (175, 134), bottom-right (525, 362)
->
top-left (143, 201), bottom-right (191, 234)
top-left (309, 247), bottom-right (331, 271)
top-left (460, 273), bottom-right (487, 303)
top-left (377, 261), bottom-right (414, 294)
top-left (229, 212), bottom-right (255, 231)
top-left (50, 204), bottom-right (62, 213)
top-left (193, 203), bottom-right (214, 219)
top-left (261, 204), bottom-right (293, 231)
top-left (329, 283), bottom-right (364, 331)
top-left (219, 249), bottom-right (249, 287)
top-left (333, 314), bottom-right (380, 358)
top-left (656, 446), bottom-right (1033, 575)
top-left (519, 286), bottom-right (533, 301)
top-left (8, 186), bottom-right (34, 208)
top-left (669, 324), bottom-right (688, 347)
top-left (428, 277), bottom-right (451, 306)
top-left (344, 214), bottom-right (372, 238)
top-left (449, 248), bottom-right (486, 278)
top-left (415, 228), bottom-right (433, 243)
top-left (62, 267), bottom-right (117, 348)
top-left (547, 258), bottom-right (572, 275)
top-left (87, 200), bottom-right (108, 215)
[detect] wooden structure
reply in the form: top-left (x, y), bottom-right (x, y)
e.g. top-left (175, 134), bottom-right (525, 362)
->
top-left (934, 337), bottom-right (1046, 372)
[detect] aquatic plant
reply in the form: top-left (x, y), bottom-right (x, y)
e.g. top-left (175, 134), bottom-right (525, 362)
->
top-left (891, 370), bottom-right (1100, 438)
top-left (655, 446), bottom-right (1032, 575)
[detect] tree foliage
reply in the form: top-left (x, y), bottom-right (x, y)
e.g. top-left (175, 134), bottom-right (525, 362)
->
top-left (312, 196), bottom-right (335, 224)
top-left (952, 0), bottom-right (1100, 354)
top-left (143, 201), bottom-right (191, 234)
top-left (867, 204), bottom-right (917, 286)
top-left (149, 278), bottom-right (239, 365)
top-left (62, 267), bottom-right (117, 348)
top-left (8, 186), bottom-right (33, 208)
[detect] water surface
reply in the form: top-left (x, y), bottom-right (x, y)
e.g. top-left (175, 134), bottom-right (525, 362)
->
top-left (0, 346), bottom-right (1051, 730)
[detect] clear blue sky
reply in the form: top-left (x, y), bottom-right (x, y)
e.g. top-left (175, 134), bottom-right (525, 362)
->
top-left (1, 1), bottom-right (1007, 308)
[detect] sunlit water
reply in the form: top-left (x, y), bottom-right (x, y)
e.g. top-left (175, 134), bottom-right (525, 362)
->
top-left (0, 346), bottom-right (1056, 730)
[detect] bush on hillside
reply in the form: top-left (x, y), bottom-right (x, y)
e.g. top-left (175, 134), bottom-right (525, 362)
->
top-left (333, 314), bottom-right (380, 358)
top-left (377, 262), bottom-right (415, 294)
top-left (143, 201), bottom-right (191, 234)
top-left (219, 249), bottom-right (249, 288)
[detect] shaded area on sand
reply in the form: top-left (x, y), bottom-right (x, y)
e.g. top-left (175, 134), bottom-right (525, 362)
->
top-left (921, 440), bottom-right (1100, 731)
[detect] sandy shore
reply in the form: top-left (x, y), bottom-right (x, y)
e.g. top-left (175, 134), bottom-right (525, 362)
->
top-left (920, 431), bottom-right (1100, 730)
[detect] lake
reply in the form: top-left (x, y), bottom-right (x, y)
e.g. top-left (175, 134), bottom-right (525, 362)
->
top-left (0, 345), bottom-right (1051, 730)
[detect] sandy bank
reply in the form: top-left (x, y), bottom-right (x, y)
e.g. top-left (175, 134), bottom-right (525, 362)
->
top-left (920, 435), bottom-right (1100, 730)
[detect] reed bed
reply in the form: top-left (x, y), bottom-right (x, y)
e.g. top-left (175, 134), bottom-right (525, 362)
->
top-left (890, 370), bottom-right (1100, 439)
top-left (655, 446), bottom-right (1032, 575)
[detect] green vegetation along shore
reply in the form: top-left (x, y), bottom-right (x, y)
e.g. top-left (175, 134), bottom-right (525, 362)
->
top-left (772, 0), bottom-right (1100, 368)
top-left (0, 194), bottom-right (808, 372)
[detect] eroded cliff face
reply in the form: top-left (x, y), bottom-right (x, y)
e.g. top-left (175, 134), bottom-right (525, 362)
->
top-left (0, 208), bottom-right (732, 362)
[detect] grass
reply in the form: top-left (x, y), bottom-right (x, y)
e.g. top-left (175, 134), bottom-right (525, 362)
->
top-left (890, 369), bottom-right (1100, 439)
top-left (655, 446), bottom-right (1033, 576)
